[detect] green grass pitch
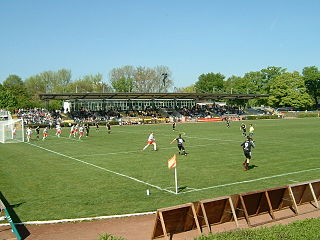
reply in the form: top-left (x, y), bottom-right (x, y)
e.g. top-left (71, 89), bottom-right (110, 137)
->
top-left (0, 118), bottom-right (319, 221)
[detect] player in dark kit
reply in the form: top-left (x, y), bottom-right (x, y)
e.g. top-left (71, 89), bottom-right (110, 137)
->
top-left (226, 118), bottom-right (230, 128)
top-left (240, 122), bottom-right (247, 136)
top-left (96, 122), bottom-right (99, 131)
top-left (172, 122), bottom-right (176, 131)
top-left (85, 124), bottom-right (90, 137)
top-left (170, 134), bottom-right (188, 155)
top-left (241, 136), bottom-right (255, 171)
top-left (106, 122), bottom-right (111, 134)
top-left (35, 126), bottom-right (40, 140)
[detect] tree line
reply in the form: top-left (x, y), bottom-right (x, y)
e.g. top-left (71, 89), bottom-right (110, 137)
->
top-left (180, 66), bottom-right (320, 109)
top-left (0, 65), bottom-right (319, 110)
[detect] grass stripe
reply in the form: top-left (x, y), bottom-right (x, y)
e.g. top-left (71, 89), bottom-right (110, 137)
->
top-left (25, 142), bottom-right (176, 194)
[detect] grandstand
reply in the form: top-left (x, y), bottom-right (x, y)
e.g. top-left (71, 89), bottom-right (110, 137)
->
top-left (39, 92), bottom-right (269, 123)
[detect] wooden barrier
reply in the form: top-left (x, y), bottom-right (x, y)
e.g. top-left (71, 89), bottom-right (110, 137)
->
top-left (196, 195), bottom-right (239, 233)
top-left (151, 203), bottom-right (201, 240)
top-left (289, 179), bottom-right (320, 213)
top-left (151, 179), bottom-right (320, 238)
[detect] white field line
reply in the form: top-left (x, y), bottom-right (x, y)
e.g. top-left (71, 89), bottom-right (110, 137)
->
top-left (183, 135), bottom-right (238, 142)
top-left (289, 179), bottom-right (299, 183)
top-left (116, 130), bottom-right (239, 143)
top-left (25, 142), bottom-right (175, 194)
top-left (73, 143), bottom-right (216, 157)
top-left (59, 136), bottom-right (83, 142)
top-left (180, 167), bottom-right (320, 194)
top-left (0, 211), bottom-right (156, 226)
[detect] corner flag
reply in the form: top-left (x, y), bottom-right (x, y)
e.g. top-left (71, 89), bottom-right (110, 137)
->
top-left (168, 154), bottom-right (177, 169)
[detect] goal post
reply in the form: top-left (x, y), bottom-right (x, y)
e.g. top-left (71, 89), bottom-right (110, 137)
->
top-left (0, 119), bottom-right (24, 143)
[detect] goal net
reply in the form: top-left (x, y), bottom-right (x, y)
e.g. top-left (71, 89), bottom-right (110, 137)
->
top-left (0, 119), bottom-right (24, 143)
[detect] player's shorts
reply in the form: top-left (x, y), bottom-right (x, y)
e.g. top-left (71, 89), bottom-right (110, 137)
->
top-left (57, 130), bottom-right (61, 134)
top-left (243, 150), bottom-right (251, 159)
top-left (178, 145), bottom-right (185, 151)
top-left (70, 130), bottom-right (74, 134)
top-left (80, 132), bottom-right (84, 136)
top-left (43, 133), bottom-right (48, 137)
top-left (148, 141), bottom-right (155, 144)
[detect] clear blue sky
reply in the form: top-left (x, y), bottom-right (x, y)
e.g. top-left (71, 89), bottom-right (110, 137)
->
top-left (1, 0), bottom-right (319, 88)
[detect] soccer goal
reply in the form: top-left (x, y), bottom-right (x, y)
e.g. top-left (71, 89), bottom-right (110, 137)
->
top-left (0, 119), bottom-right (24, 143)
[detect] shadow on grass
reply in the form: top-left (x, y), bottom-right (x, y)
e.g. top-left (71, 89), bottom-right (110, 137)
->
top-left (0, 192), bottom-right (30, 239)
top-left (178, 186), bottom-right (188, 193)
top-left (248, 165), bottom-right (258, 170)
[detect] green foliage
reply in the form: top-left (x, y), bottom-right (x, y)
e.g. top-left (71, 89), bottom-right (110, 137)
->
top-left (2, 74), bottom-right (31, 108)
top-left (109, 65), bottom-right (173, 93)
top-left (297, 112), bottom-right (319, 118)
top-left (65, 74), bottom-right (107, 93)
top-left (268, 72), bottom-right (314, 109)
top-left (111, 77), bottom-right (134, 92)
top-left (0, 89), bottom-right (18, 109)
top-left (2, 65), bottom-right (320, 110)
top-left (48, 100), bottom-right (63, 111)
top-left (195, 73), bottom-right (225, 93)
top-left (195, 218), bottom-right (320, 240)
top-left (97, 233), bottom-right (126, 240)
top-left (176, 84), bottom-right (196, 93)
top-left (245, 115), bottom-right (278, 120)
top-left (302, 66), bottom-right (320, 104)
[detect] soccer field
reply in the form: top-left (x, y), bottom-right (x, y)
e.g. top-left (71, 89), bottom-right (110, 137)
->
top-left (0, 118), bottom-right (319, 222)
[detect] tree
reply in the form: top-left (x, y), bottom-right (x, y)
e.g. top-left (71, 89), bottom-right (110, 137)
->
top-left (152, 65), bottom-right (173, 93)
top-left (109, 65), bottom-right (135, 92)
top-left (109, 65), bottom-right (173, 93)
top-left (302, 66), bottom-right (320, 105)
top-left (176, 84), bottom-right (196, 93)
top-left (224, 75), bottom-right (245, 94)
top-left (24, 74), bottom-right (47, 101)
top-left (2, 75), bottom-right (27, 95)
top-left (195, 73), bottom-right (225, 93)
top-left (65, 74), bottom-right (108, 93)
top-left (111, 77), bottom-right (134, 92)
top-left (268, 72), bottom-right (314, 109)
top-left (2, 75), bottom-right (31, 108)
top-left (0, 89), bottom-right (18, 109)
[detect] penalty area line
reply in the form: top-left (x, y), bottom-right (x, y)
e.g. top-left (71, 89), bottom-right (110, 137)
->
top-left (25, 142), bottom-right (176, 195)
top-left (181, 167), bottom-right (320, 194)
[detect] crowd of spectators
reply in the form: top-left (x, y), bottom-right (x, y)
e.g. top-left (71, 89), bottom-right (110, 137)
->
top-left (69, 107), bottom-right (121, 122)
top-left (176, 104), bottom-right (245, 118)
top-left (11, 104), bottom-right (269, 126)
top-left (15, 108), bottom-right (62, 126)
top-left (69, 107), bottom-right (163, 122)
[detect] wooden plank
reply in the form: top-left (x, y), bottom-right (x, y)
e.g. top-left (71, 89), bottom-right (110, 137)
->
top-left (191, 204), bottom-right (202, 235)
top-left (239, 195), bottom-right (251, 226)
top-left (228, 197), bottom-right (239, 228)
top-left (200, 202), bottom-right (211, 232)
top-left (288, 186), bottom-right (299, 215)
top-left (309, 183), bottom-right (319, 208)
top-left (151, 212), bottom-right (161, 239)
top-left (255, 192), bottom-right (264, 215)
top-left (159, 211), bottom-right (169, 240)
top-left (265, 191), bottom-right (275, 220)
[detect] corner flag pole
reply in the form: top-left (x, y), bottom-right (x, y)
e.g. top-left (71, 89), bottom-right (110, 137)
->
top-left (174, 167), bottom-right (178, 194)
top-left (168, 154), bottom-right (178, 194)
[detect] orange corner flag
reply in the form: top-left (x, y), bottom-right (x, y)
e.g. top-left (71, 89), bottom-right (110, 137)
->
top-left (168, 154), bottom-right (177, 169)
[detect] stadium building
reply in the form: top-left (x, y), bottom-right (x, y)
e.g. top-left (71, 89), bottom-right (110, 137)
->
top-left (39, 92), bottom-right (268, 112)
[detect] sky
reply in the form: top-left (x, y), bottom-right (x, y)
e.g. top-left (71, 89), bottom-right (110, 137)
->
top-left (1, 0), bottom-right (320, 88)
